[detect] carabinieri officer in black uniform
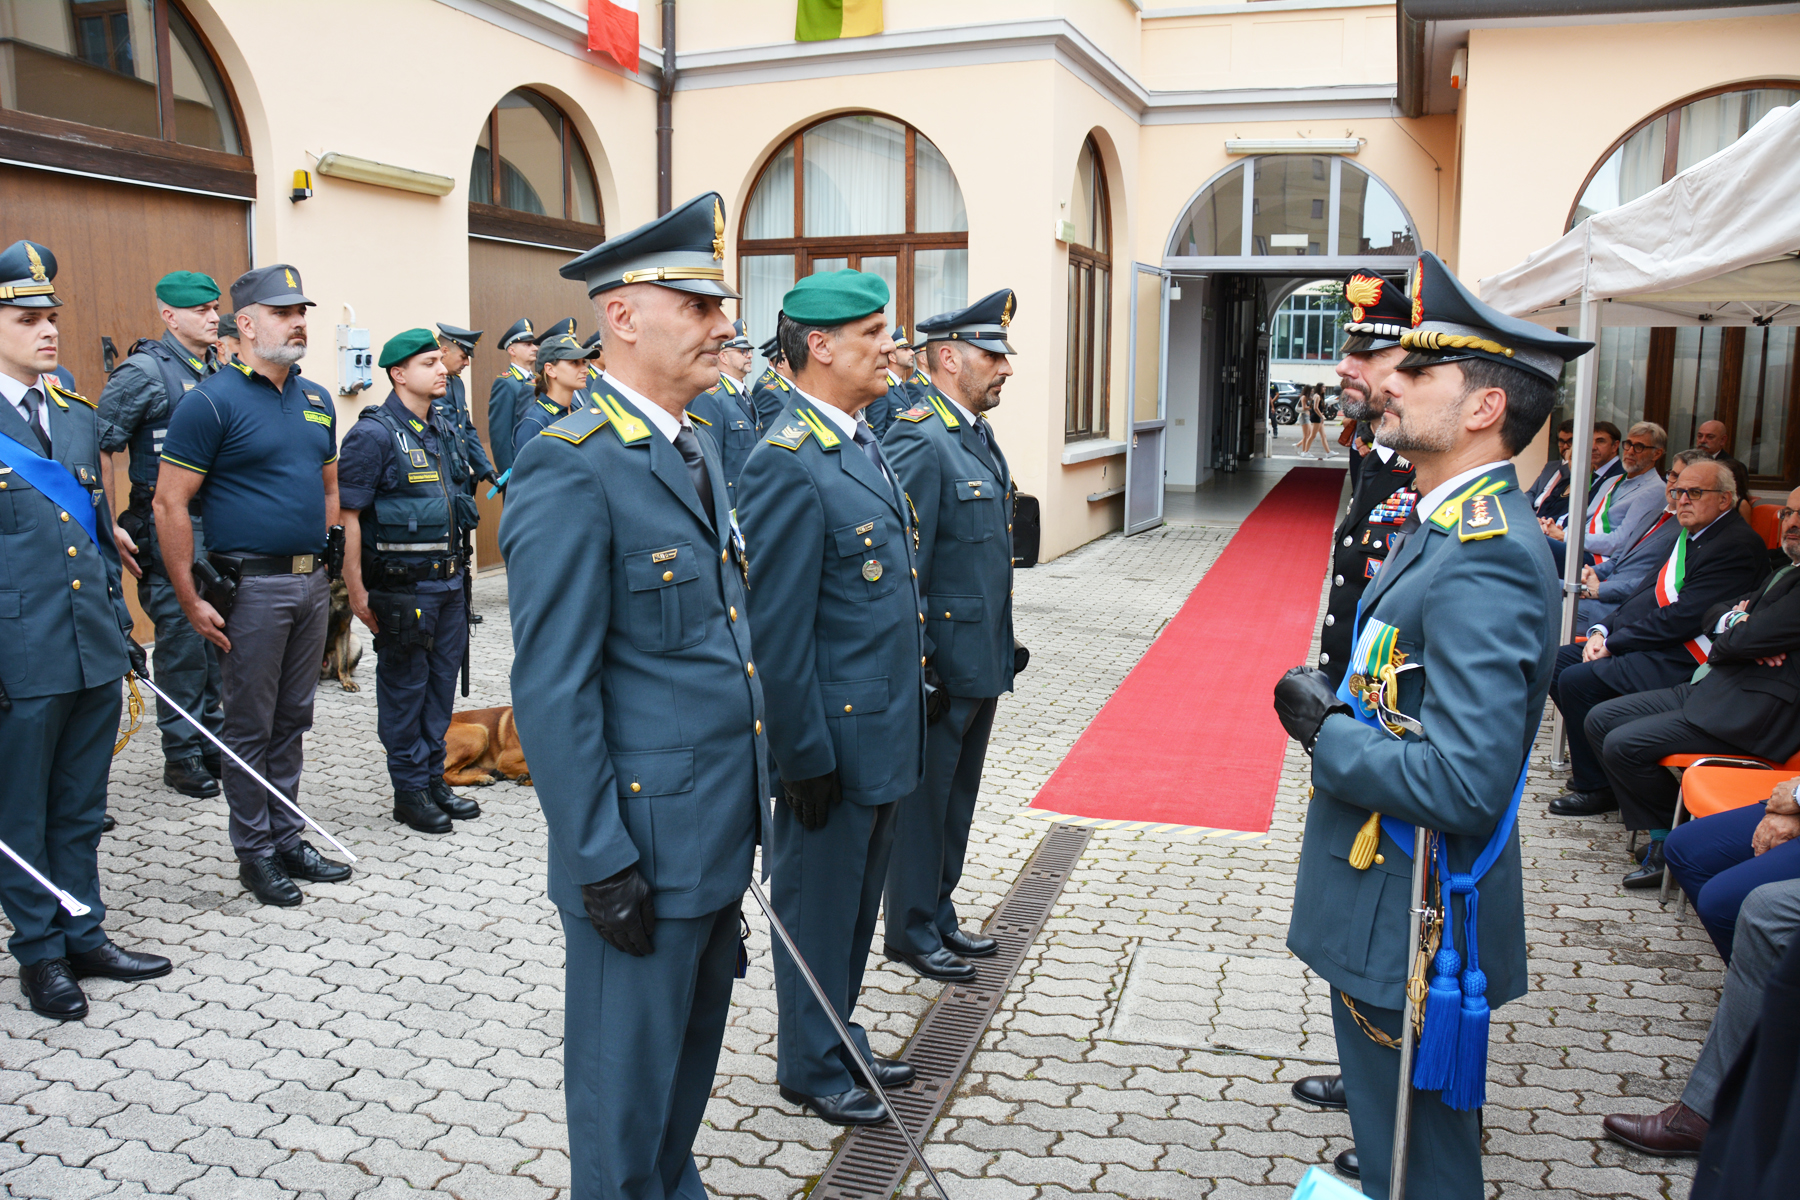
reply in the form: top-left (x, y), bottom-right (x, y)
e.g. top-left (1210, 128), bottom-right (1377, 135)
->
top-left (98, 270), bottom-right (225, 800)
top-left (882, 290), bottom-right (1026, 983)
top-left (687, 319), bottom-right (760, 508)
top-left (338, 329), bottom-right (483, 837)
top-left (737, 270), bottom-right (928, 1127)
top-left (503, 193), bottom-right (767, 1200)
top-left (0, 239), bottom-right (171, 1020)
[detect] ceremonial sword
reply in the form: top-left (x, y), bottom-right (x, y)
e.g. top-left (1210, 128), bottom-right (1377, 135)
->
top-left (745, 878), bottom-right (953, 1200)
top-left (1390, 823), bottom-right (1431, 1200)
top-left (130, 672), bottom-right (358, 863)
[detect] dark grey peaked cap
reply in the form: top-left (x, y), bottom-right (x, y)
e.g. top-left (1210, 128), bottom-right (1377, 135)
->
top-left (561, 192), bottom-right (741, 300)
top-left (916, 287), bottom-right (1018, 355)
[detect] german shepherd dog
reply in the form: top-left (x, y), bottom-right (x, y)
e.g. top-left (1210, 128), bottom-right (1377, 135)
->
top-left (321, 577), bottom-right (363, 691)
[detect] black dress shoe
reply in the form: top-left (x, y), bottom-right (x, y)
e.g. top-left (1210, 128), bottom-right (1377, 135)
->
top-left (1333, 1149), bottom-right (1360, 1179)
top-left (779, 1084), bottom-right (888, 1126)
top-left (278, 840), bottom-right (352, 883)
top-left (1548, 789), bottom-right (1619, 816)
top-left (865, 1058), bottom-right (916, 1087)
top-left (164, 755), bottom-right (221, 798)
top-left (101, 814), bottom-right (116, 833)
top-left (1291, 1073), bottom-right (1346, 1110)
top-left (202, 750), bottom-right (222, 778)
top-left (68, 940), bottom-right (172, 981)
top-left (393, 789), bottom-right (453, 833)
top-left (942, 927), bottom-right (997, 958)
top-left (429, 778), bottom-right (481, 821)
top-left (884, 944), bottom-right (977, 982)
top-left (469, 612), bottom-right (483, 624)
top-left (19, 959), bottom-right (86, 1020)
top-left (238, 855), bottom-right (303, 907)
top-left (1624, 841), bottom-right (1667, 889)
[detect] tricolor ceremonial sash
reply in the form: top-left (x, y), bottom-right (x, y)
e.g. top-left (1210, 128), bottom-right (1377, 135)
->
top-left (1655, 528), bottom-right (1711, 664)
top-left (1583, 473), bottom-right (1624, 563)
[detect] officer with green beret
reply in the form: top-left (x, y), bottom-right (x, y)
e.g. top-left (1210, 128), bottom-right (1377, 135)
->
top-left (513, 333), bottom-right (600, 461)
top-left (338, 328), bottom-right (482, 838)
top-left (97, 269), bottom-right (226, 800)
top-left (501, 192), bottom-right (767, 1200)
top-left (750, 333), bottom-right (793, 429)
top-left (737, 269), bottom-right (928, 1127)
top-left (0, 239), bottom-right (170, 1019)
top-left (687, 319), bottom-right (760, 506)
top-left (486, 318), bottom-right (537, 483)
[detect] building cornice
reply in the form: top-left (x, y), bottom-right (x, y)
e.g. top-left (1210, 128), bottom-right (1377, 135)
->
top-left (435, 2), bottom-right (1398, 124)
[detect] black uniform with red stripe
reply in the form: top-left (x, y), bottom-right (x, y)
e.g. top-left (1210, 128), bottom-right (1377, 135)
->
top-left (1320, 449), bottom-right (1418, 686)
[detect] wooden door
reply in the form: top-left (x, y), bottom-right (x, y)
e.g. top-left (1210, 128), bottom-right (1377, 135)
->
top-left (466, 237), bottom-right (591, 569)
top-left (0, 164), bottom-right (250, 639)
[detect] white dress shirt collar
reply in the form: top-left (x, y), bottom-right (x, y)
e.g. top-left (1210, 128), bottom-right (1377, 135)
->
top-left (0, 371), bottom-right (50, 435)
top-left (600, 372), bottom-right (688, 445)
top-left (1373, 444), bottom-right (1395, 464)
top-left (793, 385), bottom-right (863, 440)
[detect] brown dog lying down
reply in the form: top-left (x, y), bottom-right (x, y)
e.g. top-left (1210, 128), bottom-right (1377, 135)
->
top-left (444, 707), bottom-right (530, 787)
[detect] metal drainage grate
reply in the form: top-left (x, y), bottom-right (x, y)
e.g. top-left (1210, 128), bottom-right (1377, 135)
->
top-left (811, 822), bottom-right (1092, 1200)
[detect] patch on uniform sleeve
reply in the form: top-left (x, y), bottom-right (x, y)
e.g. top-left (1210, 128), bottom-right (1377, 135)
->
top-left (543, 407), bottom-right (611, 445)
top-left (894, 407), bottom-right (932, 423)
top-left (765, 421), bottom-right (813, 451)
top-left (1458, 492), bottom-right (1508, 541)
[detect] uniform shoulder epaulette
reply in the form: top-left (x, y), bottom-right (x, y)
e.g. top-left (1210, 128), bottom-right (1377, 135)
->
top-left (894, 406), bottom-right (932, 423)
top-left (765, 419), bottom-right (813, 451)
top-left (590, 392), bottom-right (650, 445)
top-left (47, 381), bottom-right (93, 408)
top-left (543, 406), bottom-right (610, 445)
top-left (535, 397), bottom-right (559, 415)
top-left (689, 411), bottom-right (712, 426)
top-left (1457, 491), bottom-right (1509, 542)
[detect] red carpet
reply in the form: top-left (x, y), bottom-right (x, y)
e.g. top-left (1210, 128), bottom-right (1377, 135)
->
top-left (1030, 467), bottom-right (1346, 832)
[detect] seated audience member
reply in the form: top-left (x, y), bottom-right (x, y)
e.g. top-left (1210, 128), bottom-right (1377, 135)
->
top-left (1602, 877), bottom-right (1800, 1157)
top-left (1527, 418), bottom-right (1577, 521)
top-left (1696, 419), bottom-right (1729, 457)
top-left (1576, 451), bottom-right (1708, 627)
top-left (1547, 459), bottom-right (1771, 824)
top-left (1667, 780), bottom-right (1800, 959)
top-left (1714, 454), bottom-right (1757, 525)
top-left (1578, 486), bottom-right (1800, 883)
top-left (1543, 420), bottom-right (1667, 572)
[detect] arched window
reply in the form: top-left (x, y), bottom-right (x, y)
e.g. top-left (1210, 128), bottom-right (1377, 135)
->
top-left (1065, 136), bottom-right (1111, 440)
top-left (469, 89), bottom-right (602, 249)
top-left (0, 0), bottom-right (240, 153)
top-left (739, 113), bottom-right (968, 356)
top-left (1570, 82), bottom-right (1798, 229)
top-left (1168, 158), bottom-right (1416, 260)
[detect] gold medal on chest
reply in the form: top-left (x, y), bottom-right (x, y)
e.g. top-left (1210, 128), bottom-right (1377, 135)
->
top-left (862, 559), bottom-right (883, 582)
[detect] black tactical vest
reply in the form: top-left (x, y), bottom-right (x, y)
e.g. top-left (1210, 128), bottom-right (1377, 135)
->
top-left (120, 337), bottom-right (210, 491)
top-left (357, 403), bottom-right (470, 579)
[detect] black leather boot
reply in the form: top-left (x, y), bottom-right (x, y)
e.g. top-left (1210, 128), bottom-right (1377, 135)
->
top-left (202, 749), bottom-right (223, 778)
top-left (393, 789), bottom-right (453, 833)
top-left (429, 778), bottom-right (480, 821)
top-left (1624, 840), bottom-right (1667, 889)
top-left (164, 756), bottom-right (221, 798)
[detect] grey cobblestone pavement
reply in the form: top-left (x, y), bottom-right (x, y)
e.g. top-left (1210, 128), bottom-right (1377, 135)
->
top-left (2, 519), bottom-right (1713, 1199)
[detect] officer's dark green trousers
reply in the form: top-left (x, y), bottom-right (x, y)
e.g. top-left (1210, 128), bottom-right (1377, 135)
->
top-left (560, 902), bottom-right (739, 1200)
top-left (1330, 990), bottom-right (1484, 1200)
top-left (884, 693), bottom-right (996, 955)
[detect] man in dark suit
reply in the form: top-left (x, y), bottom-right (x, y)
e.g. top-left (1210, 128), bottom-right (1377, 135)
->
top-left (500, 194), bottom-right (768, 1200)
top-left (736, 270), bottom-right (928, 1128)
top-left (1525, 419), bottom-right (1576, 521)
top-left (1548, 457), bottom-right (1770, 827)
top-left (1584, 487), bottom-right (1800, 886)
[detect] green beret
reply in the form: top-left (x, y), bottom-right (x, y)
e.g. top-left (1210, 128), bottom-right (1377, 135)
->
top-left (155, 270), bottom-right (220, 309)
top-left (378, 327), bottom-right (440, 369)
top-left (782, 269), bottom-right (889, 326)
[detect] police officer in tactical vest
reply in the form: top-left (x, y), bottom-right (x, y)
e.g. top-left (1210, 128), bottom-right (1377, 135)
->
top-left (98, 270), bottom-right (226, 800)
top-left (339, 329), bottom-right (483, 835)
top-left (0, 240), bottom-right (172, 1020)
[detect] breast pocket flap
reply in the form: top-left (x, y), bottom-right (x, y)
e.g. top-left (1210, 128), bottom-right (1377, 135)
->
top-left (821, 676), bottom-right (889, 717)
top-left (926, 593), bottom-right (985, 623)
top-left (625, 543), bottom-right (700, 591)
top-left (954, 479), bottom-right (997, 502)
top-left (612, 748), bottom-right (695, 798)
top-left (833, 520), bottom-right (889, 558)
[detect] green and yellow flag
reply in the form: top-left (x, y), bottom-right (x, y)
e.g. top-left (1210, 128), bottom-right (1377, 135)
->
top-left (796, 0), bottom-right (883, 41)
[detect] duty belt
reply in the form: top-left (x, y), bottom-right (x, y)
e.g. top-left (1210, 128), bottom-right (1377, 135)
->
top-left (223, 553), bottom-right (323, 576)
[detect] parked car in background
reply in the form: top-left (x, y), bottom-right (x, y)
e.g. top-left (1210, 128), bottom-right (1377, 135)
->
top-left (1269, 380), bottom-right (1301, 425)
top-left (1319, 387), bottom-right (1341, 420)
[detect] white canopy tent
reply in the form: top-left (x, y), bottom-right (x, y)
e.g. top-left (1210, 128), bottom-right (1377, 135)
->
top-left (1477, 103), bottom-right (1800, 666)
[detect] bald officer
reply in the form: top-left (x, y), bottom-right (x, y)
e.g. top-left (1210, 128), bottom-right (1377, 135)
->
top-left (882, 291), bottom-right (1025, 983)
top-left (737, 271), bottom-right (928, 1127)
top-left (486, 318), bottom-right (536, 483)
top-left (0, 240), bottom-right (170, 1020)
top-left (502, 193), bottom-right (766, 1200)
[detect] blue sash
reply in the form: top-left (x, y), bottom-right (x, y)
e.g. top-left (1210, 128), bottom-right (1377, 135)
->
top-left (0, 429), bottom-right (100, 549)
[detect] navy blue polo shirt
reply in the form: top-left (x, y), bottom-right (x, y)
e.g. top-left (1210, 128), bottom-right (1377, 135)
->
top-left (160, 359), bottom-right (338, 557)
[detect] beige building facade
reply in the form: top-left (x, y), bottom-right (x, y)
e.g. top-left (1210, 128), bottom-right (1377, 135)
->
top-left (3, 0), bottom-right (1795, 592)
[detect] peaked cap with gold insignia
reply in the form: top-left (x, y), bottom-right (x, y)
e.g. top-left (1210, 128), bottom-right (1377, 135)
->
top-left (916, 288), bottom-right (1017, 355)
top-left (0, 240), bottom-right (61, 308)
top-left (561, 191), bottom-right (740, 300)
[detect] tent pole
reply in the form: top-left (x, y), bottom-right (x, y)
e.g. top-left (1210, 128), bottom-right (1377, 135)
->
top-left (1551, 229), bottom-right (1599, 771)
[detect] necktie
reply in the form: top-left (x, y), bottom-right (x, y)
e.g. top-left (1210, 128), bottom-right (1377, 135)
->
top-left (853, 419), bottom-right (889, 482)
top-left (672, 426), bottom-right (715, 526)
top-left (974, 416), bottom-right (998, 462)
top-left (19, 387), bottom-right (51, 456)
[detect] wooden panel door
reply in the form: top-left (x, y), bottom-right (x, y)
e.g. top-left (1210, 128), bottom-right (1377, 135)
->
top-left (0, 164), bottom-right (249, 639)
top-left (466, 236), bottom-right (591, 569)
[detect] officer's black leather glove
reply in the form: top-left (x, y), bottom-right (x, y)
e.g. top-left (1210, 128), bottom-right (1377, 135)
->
top-left (782, 772), bottom-right (842, 831)
top-left (1013, 640), bottom-right (1031, 675)
top-left (1273, 666), bottom-right (1351, 755)
top-left (126, 640), bottom-right (150, 682)
top-left (581, 865), bottom-right (656, 956)
top-left (923, 664), bottom-right (953, 725)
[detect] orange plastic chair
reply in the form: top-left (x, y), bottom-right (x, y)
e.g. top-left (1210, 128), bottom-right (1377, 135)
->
top-left (1750, 502), bottom-right (1783, 549)
top-left (1655, 750), bottom-right (1800, 904)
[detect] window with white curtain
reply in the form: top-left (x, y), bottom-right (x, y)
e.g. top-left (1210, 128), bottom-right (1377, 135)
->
top-left (739, 112), bottom-right (969, 373)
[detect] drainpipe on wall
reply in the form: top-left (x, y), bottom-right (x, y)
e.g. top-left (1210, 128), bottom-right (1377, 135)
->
top-left (657, 0), bottom-right (676, 215)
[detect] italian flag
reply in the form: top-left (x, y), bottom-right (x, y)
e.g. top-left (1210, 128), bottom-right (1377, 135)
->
top-left (1655, 529), bottom-right (1712, 665)
top-left (588, 0), bottom-right (638, 71)
top-left (797, 0), bottom-right (884, 41)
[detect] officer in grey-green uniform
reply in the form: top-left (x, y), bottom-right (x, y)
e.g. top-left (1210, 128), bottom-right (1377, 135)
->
top-left (97, 270), bottom-right (225, 799)
top-left (882, 291), bottom-right (1025, 982)
top-left (486, 318), bottom-right (536, 484)
top-left (0, 239), bottom-right (172, 1021)
top-left (1273, 252), bottom-right (1591, 1200)
top-left (433, 323), bottom-right (498, 490)
top-left (512, 333), bottom-right (599, 459)
top-left (686, 319), bottom-right (760, 507)
top-left (750, 334), bottom-right (793, 429)
top-left (737, 270), bottom-right (928, 1128)
top-left (502, 193), bottom-right (767, 1200)
top-left (864, 324), bottom-right (915, 441)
